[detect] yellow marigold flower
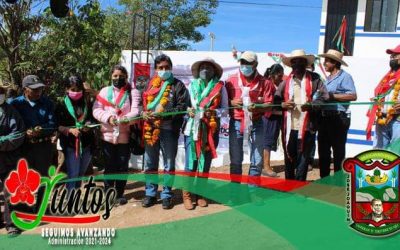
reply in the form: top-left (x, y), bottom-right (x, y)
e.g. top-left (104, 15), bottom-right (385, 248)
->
top-left (377, 119), bottom-right (387, 125)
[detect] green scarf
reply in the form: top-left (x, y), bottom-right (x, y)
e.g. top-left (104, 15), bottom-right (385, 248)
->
top-left (146, 76), bottom-right (173, 111)
top-left (64, 96), bottom-right (88, 156)
top-left (186, 78), bottom-right (219, 172)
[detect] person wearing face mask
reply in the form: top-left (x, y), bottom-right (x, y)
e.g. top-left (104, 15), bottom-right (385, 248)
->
top-left (181, 58), bottom-right (227, 210)
top-left (0, 85), bottom-right (25, 236)
top-left (55, 76), bottom-right (96, 191)
top-left (11, 75), bottom-right (57, 212)
top-left (225, 51), bottom-right (275, 192)
top-left (366, 44), bottom-right (400, 154)
top-left (141, 54), bottom-right (189, 209)
top-left (317, 50), bottom-right (357, 178)
top-left (276, 49), bottom-right (329, 181)
top-left (93, 65), bottom-right (141, 206)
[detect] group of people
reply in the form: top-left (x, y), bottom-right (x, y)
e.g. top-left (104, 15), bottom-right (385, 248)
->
top-left (1, 45), bottom-right (400, 235)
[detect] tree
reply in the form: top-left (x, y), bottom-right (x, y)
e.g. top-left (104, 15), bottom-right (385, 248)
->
top-left (119, 0), bottom-right (218, 50)
top-left (28, 0), bottom-right (124, 96)
top-left (0, 0), bottom-right (42, 86)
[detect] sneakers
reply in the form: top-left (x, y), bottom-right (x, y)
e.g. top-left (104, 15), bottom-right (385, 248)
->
top-left (162, 198), bottom-right (173, 210)
top-left (142, 196), bottom-right (157, 208)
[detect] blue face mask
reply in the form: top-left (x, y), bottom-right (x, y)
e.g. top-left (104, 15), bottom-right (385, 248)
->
top-left (157, 70), bottom-right (172, 80)
top-left (240, 65), bottom-right (254, 77)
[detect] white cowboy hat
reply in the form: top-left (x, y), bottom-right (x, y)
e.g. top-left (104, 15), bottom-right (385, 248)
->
top-left (318, 49), bottom-right (348, 67)
top-left (191, 57), bottom-right (223, 79)
top-left (282, 49), bottom-right (315, 67)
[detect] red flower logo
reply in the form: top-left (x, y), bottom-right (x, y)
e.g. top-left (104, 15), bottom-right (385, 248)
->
top-left (5, 159), bottom-right (41, 205)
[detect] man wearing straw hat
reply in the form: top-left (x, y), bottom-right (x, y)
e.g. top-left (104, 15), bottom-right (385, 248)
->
top-left (317, 49), bottom-right (357, 178)
top-left (366, 44), bottom-right (400, 153)
top-left (276, 49), bottom-right (328, 181)
top-left (0, 85), bottom-right (25, 235)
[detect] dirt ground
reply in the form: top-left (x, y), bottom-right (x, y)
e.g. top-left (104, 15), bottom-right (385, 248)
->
top-left (0, 162), bottom-right (322, 235)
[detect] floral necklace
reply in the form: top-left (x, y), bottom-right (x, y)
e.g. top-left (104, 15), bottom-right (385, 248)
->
top-left (143, 76), bottom-right (172, 145)
top-left (376, 78), bottom-right (400, 125)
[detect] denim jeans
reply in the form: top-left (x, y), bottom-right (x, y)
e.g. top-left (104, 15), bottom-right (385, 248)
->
top-left (285, 130), bottom-right (315, 181)
top-left (229, 119), bottom-right (264, 181)
top-left (102, 141), bottom-right (130, 198)
top-left (144, 129), bottom-right (179, 199)
top-left (374, 118), bottom-right (400, 149)
top-left (64, 146), bottom-right (92, 190)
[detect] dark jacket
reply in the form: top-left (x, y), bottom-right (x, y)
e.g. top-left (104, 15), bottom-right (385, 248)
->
top-left (55, 95), bottom-right (96, 150)
top-left (11, 95), bottom-right (57, 138)
top-left (0, 103), bottom-right (25, 173)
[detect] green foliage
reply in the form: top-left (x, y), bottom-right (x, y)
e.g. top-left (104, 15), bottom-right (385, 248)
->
top-left (28, 0), bottom-right (123, 97)
top-left (119, 0), bottom-right (218, 50)
top-left (357, 170), bottom-right (363, 179)
top-left (0, 0), bottom-right (217, 97)
top-left (373, 169), bottom-right (381, 177)
top-left (0, 0), bottom-right (42, 86)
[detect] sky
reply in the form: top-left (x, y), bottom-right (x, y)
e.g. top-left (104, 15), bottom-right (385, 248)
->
top-left (83, 0), bottom-right (322, 54)
top-left (190, 0), bottom-right (323, 53)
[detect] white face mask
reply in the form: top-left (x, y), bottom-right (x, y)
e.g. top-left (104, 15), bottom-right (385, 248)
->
top-left (0, 94), bottom-right (5, 105)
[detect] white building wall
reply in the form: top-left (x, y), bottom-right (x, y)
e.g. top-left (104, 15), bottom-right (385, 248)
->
top-left (123, 50), bottom-right (385, 169)
top-left (319, 0), bottom-right (400, 58)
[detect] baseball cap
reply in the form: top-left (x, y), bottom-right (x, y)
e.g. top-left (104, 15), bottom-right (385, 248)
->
top-left (240, 51), bottom-right (258, 63)
top-left (22, 75), bottom-right (45, 89)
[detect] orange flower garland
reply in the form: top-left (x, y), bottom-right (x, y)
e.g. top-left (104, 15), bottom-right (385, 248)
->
top-left (144, 77), bottom-right (171, 146)
top-left (376, 79), bottom-right (400, 125)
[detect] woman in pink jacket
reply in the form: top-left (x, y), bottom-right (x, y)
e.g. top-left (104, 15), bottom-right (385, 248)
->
top-left (93, 65), bottom-right (141, 206)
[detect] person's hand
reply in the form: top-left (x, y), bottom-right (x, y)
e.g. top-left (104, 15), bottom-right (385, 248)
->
top-left (231, 98), bottom-right (243, 107)
top-left (81, 127), bottom-right (90, 133)
top-left (27, 126), bottom-right (42, 139)
top-left (204, 109), bottom-right (213, 118)
top-left (301, 102), bottom-right (312, 112)
top-left (247, 103), bottom-right (256, 112)
top-left (187, 108), bottom-right (195, 118)
top-left (69, 128), bottom-right (81, 137)
top-left (108, 116), bottom-right (117, 126)
top-left (26, 129), bottom-right (35, 139)
top-left (142, 111), bottom-right (156, 121)
top-left (393, 101), bottom-right (400, 112)
top-left (282, 100), bottom-right (295, 110)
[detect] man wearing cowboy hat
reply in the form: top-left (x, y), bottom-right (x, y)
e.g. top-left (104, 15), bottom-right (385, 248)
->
top-left (276, 49), bottom-right (329, 181)
top-left (366, 44), bottom-right (400, 153)
top-left (182, 57), bottom-right (227, 210)
top-left (317, 49), bottom-right (357, 178)
top-left (225, 51), bottom-right (275, 189)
